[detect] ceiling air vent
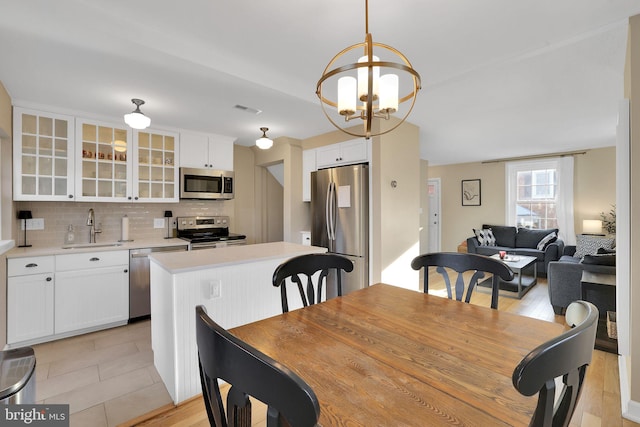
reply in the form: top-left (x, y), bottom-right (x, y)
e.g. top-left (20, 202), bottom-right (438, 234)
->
top-left (233, 104), bottom-right (262, 115)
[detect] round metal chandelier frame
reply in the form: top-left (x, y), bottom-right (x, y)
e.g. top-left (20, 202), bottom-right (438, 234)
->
top-left (316, 5), bottom-right (421, 139)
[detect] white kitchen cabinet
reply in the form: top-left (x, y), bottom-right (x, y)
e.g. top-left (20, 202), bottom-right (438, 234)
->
top-left (302, 148), bottom-right (316, 202)
top-left (76, 119), bottom-right (179, 202)
top-left (315, 139), bottom-right (368, 169)
top-left (7, 256), bottom-right (55, 344)
top-left (180, 131), bottom-right (235, 171)
top-left (133, 129), bottom-right (179, 202)
top-left (13, 107), bottom-right (75, 201)
top-left (55, 250), bottom-right (129, 334)
top-left (76, 119), bottom-right (133, 202)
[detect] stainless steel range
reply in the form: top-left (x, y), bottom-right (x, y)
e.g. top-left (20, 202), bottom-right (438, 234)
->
top-left (176, 216), bottom-right (246, 250)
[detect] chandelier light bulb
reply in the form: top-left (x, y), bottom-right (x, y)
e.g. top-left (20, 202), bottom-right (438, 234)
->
top-left (338, 76), bottom-right (357, 116)
top-left (379, 74), bottom-right (399, 113)
top-left (357, 55), bottom-right (380, 102)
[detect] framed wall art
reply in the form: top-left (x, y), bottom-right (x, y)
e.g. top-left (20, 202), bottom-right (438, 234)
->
top-left (462, 179), bottom-right (481, 206)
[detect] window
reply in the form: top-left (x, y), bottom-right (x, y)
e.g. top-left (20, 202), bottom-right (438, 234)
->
top-left (506, 158), bottom-right (574, 242)
top-left (514, 165), bottom-right (557, 229)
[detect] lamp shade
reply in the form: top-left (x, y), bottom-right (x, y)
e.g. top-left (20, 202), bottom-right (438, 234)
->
top-left (164, 210), bottom-right (173, 218)
top-left (582, 219), bottom-right (603, 234)
top-left (17, 210), bottom-right (32, 220)
top-left (124, 112), bottom-right (151, 130)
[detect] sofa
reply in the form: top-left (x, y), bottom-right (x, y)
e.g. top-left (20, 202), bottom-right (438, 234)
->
top-left (466, 224), bottom-right (564, 277)
top-left (547, 235), bottom-right (616, 314)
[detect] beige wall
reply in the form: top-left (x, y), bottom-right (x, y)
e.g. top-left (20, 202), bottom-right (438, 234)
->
top-left (302, 118), bottom-right (421, 288)
top-left (427, 160), bottom-right (507, 252)
top-left (371, 121), bottom-right (420, 288)
top-left (428, 147), bottom-right (617, 252)
top-left (626, 13), bottom-right (640, 408)
top-left (0, 81), bottom-right (12, 348)
top-left (252, 136), bottom-right (304, 244)
top-left (233, 145), bottom-right (257, 243)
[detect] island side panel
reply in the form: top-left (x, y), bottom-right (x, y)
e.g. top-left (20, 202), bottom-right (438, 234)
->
top-left (151, 256), bottom-right (307, 404)
top-left (149, 262), bottom-right (179, 402)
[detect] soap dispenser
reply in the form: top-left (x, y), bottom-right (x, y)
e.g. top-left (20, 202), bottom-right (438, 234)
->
top-left (65, 224), bottom-right (75, 245)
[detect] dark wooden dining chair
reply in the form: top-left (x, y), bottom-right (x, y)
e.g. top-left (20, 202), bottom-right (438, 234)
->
top-left (410, 252), bottom-right (514, 309)
top-left (195, 305), bottom-right (320, 427)
top-left (512, 300), bottom-right (598, 427)
top-left (272, 253), bottom-right (353, 313)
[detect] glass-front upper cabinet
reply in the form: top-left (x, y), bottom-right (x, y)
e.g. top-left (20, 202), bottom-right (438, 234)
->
top-left (76, 119), bottom-right (132, 202)
top-left (134, 130), bottom-right (179, 202)
top-left (13, 107), bottom-right (75, 201)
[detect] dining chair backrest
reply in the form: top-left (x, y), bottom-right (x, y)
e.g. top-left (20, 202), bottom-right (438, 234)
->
top-left (512, 300), bottom-right (598, 427)
top-left (410, 252), bottom-right (514, 309)
top-left (272, 253), bottom-right (354, 313)
top-left (195, 306), bottom-right (320, 427)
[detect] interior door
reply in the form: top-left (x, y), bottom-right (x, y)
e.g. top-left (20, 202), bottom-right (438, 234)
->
top-left (428, 178), bottom-right (441, 252)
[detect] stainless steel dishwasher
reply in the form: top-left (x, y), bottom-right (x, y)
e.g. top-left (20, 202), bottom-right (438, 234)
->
top-left (129, 245), bottom-right (188, 321)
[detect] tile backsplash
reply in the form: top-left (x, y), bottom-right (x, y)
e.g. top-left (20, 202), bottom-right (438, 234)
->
top-left (14, 200), bottom-right (233, 247)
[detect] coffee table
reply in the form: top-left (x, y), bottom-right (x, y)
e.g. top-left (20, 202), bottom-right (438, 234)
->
top-left (479, 254), bottom-right (538, 299)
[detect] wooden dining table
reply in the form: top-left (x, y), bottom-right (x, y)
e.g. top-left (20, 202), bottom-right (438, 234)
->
top-left (230, 283), bottom-right (565, 426)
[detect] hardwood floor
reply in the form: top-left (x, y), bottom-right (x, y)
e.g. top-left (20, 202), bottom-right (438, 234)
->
top-left (33, 275), bottom-right (639, 427)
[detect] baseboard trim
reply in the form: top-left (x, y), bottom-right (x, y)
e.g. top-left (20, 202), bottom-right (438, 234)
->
top-left (619, 355), bottom-right (640, 422)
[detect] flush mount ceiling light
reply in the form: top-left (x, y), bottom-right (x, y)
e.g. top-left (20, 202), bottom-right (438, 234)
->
top-left (124, 98), bottom-right (151, 130)
top-left (316, 0), bottom-right (421, 139)
top-left (256, 127), bottom-right (273, 150)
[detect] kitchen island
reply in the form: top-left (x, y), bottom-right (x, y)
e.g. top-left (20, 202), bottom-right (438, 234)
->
top-left (149, 241), bottom-right (327, 404)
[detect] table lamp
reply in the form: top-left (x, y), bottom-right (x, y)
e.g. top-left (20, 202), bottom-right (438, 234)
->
top-left (17, 210), bottom-right (33, 247)
top-left (582, 219), bottom-right (603, 235)
top-left (164, 210), bottom-right (173, 239)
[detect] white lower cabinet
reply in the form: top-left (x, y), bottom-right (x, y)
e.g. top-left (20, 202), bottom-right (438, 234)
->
top-left (7, 256), bottom-right (55, 344)
top-left (55, 250), bottom-right (129, 334)
top-left (7, 273), bottom-right (55, 344)
top-left (6, 250), bottom-right (129, 347)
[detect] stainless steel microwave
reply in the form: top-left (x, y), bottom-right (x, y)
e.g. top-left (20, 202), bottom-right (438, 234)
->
top-left (179, 168), bottom-right (234, 200)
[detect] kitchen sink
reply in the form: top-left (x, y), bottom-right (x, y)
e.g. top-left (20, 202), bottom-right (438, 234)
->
top-left (61, 242), bottom-right (123, 249)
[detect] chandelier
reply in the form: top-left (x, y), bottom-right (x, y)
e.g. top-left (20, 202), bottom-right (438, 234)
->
top-left (316, 0), bottom-right (421, 139)
top-left (124, 98), bottom-right (151, 130)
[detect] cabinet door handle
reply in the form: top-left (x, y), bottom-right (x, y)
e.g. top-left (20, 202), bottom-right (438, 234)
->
top-left (46, 277), bottom-right (52, 282)
top-left (68, 194), bottom-right (74, 199)
top-left (89, 257), bottom-right (100, 262)
top-left (25, 263), bottom-right (38, 268)
top-left (124, 269), bottom-right (128, 273)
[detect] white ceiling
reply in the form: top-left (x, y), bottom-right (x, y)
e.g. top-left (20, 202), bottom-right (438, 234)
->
top-left (1, 1), bottom-right (639, 166)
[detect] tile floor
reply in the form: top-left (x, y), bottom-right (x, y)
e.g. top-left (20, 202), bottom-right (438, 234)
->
top-left (33, 320), bottom-right (172, 427)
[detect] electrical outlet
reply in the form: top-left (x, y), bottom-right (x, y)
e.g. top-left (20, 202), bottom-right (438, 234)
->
top-left (153, 218), bottom-right (165, 228)
top-left (22, 218), bottom-right (45, 230)
top-left (201, 279), bottom-right (222, 299)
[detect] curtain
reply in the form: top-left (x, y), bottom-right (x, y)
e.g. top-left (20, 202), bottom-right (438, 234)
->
top-left (555, 156), bottom-right (575, 245)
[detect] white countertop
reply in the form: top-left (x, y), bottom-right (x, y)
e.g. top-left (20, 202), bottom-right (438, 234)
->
top-left (149, 241), bottom-right (327, 274)
top-left (5, 238), bottom-right (189, 258)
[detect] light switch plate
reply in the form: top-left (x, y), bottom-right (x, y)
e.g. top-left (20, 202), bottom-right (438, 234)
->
top-left (153, 218), bottom-right (165, 229)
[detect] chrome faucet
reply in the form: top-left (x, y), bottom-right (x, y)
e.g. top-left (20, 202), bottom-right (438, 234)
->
top-left (87, 208), bottom-right (102, 243)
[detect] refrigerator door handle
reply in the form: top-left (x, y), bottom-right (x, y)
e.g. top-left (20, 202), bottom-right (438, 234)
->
top-left (330, 182), bottom-right (336, 241)
top-left (325, 182), bottom-right (332, 241)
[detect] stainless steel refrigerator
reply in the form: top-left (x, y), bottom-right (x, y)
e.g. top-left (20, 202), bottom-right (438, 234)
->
top-left (311, 163), bottom-right (369, 296)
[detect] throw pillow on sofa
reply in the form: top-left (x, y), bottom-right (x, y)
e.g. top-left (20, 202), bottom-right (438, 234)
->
top-left (574, 235), bottom-right (616, 258)
top-left (473, 228), bottom-right (496, 246)
top-left (536, 231), bottom-right (558, 250)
